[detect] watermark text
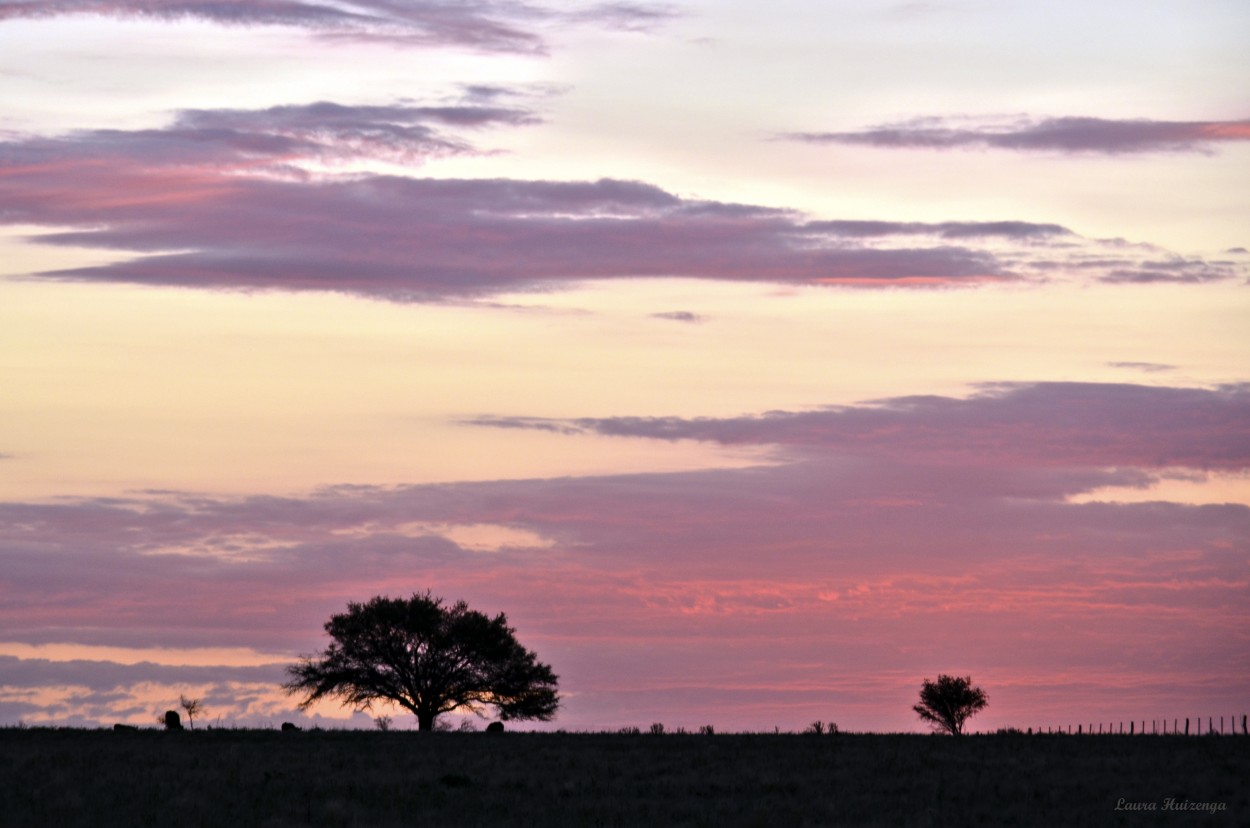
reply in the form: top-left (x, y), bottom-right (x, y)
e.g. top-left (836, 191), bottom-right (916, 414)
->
top-left (1115, 798), bottom-right (1227, 813)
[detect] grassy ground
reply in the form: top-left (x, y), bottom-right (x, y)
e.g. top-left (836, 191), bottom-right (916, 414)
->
top-left (0, 728), bottom-right (1245, 827)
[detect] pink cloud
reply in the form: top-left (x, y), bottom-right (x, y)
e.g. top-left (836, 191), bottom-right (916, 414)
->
top-left (786, 115), bottom-right (1250, 155)
top-left (2, 381), bottom-right (1246, 730)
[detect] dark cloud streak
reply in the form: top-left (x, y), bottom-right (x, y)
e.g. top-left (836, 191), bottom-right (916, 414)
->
top-left (803, 220), bottom-right (1072, 239)
top-left (470, 382), bottom-right (1250, 472)
top-left (650, 310), bottom-right (705, 323)
top-left (0, 655), bottom-right (284, 691)
top-left (787, 116), bottom-right (1250, 154)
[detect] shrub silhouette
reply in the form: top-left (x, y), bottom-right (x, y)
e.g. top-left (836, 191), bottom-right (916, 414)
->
top-left (179, 695), bottom-right (203, 730)
top-left (284, 592), bottom-right (559, 731)
top-left (162, 710), bottom-right (183, 731)
top-left (913, 674), bottom-right (987, 736)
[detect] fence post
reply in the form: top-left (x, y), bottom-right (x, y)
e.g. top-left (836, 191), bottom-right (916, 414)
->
top-left (1130, 721), bottom-right (1134, 735)
top-left (1185, 718), bottom-right (1189, 736)
top-left (1243, 714), bottom-right (1247, 736)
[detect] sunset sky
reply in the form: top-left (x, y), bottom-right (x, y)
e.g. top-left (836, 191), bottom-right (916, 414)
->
top-left (1, 0), bottom-right (1247, 733)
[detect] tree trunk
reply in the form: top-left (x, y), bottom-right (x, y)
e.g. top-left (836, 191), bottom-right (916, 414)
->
top-left (417, 711), bottom-right (436, 732)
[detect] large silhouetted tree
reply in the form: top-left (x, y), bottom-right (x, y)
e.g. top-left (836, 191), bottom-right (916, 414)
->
top-left (284, 593), bottom-right (559, 731)
top-left (913, 674), bottom-right (987, 736)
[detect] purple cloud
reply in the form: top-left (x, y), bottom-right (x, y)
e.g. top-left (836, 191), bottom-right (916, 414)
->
top-left (786, 116), bottom-right (1250, 154)
top-left (0, 105), bottom-right (1018, 296)
top-left (3, 99), bottom-right (537, 172)
top-left (470, 382), bottom-right (1250, 472)
top-left (0, 1), bottom-right (675, 53)
top-left (4, 103), bottom-right (1242, 299)
top-left (0, 655), bottom-right (283, 692)
top-left (1028, 249), bottom-right (1238, 285)
top-left (803, 220), bottom-right (1072, 240)
top-left (649, 311), bottom-right (705, 323)
top-left (1099, 259), bottom-right (1241, 285)
top-left (177, 98), bottom-right (542, 133)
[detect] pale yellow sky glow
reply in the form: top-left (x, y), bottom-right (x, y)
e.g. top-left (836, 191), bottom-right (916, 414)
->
top-left (3, 274), bottom-right (1245, 502)
top-left (1067, 472), bottom-right (1250, 507)
top-left (0, 642), bottom-right (289, 668)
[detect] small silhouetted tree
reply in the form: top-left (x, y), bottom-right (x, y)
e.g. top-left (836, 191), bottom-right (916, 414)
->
top-left (284, 592), bottom-right (559, 732)
top-left (179, 695), bottom-right (204, 730)
top-left (913, 674), bottom-right (987, 736)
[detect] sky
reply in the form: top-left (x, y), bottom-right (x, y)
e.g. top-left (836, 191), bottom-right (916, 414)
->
top-left (0, 0), bottom-right (1247, 734)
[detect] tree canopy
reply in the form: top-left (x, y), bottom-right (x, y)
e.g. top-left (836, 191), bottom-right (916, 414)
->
top-left (913, 674), bottom-right (988, 736)
top-left (284, 593), bottom-right (559, 731)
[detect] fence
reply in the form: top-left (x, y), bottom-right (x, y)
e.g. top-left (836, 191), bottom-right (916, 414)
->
top-left (1021, 714), bottom-right (1248, 736)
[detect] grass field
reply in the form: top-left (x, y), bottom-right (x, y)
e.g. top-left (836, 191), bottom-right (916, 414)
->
top-left (1, 728), bottom-right (1245, 827)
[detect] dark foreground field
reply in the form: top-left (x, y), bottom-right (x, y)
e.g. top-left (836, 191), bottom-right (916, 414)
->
top-left (1, 729), bottom-right (1245, 827)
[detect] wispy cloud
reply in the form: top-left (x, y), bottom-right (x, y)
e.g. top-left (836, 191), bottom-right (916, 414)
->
top-left (649, 310), bottom-right (705, 323)
top-left (1098, 258), bottom-right (1245, 284)
top-left (3, 98), bottom-right (538, 173)
top-left (471, 382), bottom-right (1250, 472)
top-left (0, 1), bottom-right (676, 53)
top-left (785, 116), bottom-right (1250, 155)
top-left (2, 104), bottom-right (1241, 299)
top-left (805, 220), bottom-right (1072, 240)
top-left (1108, 361), bottom-right (1177, 374)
